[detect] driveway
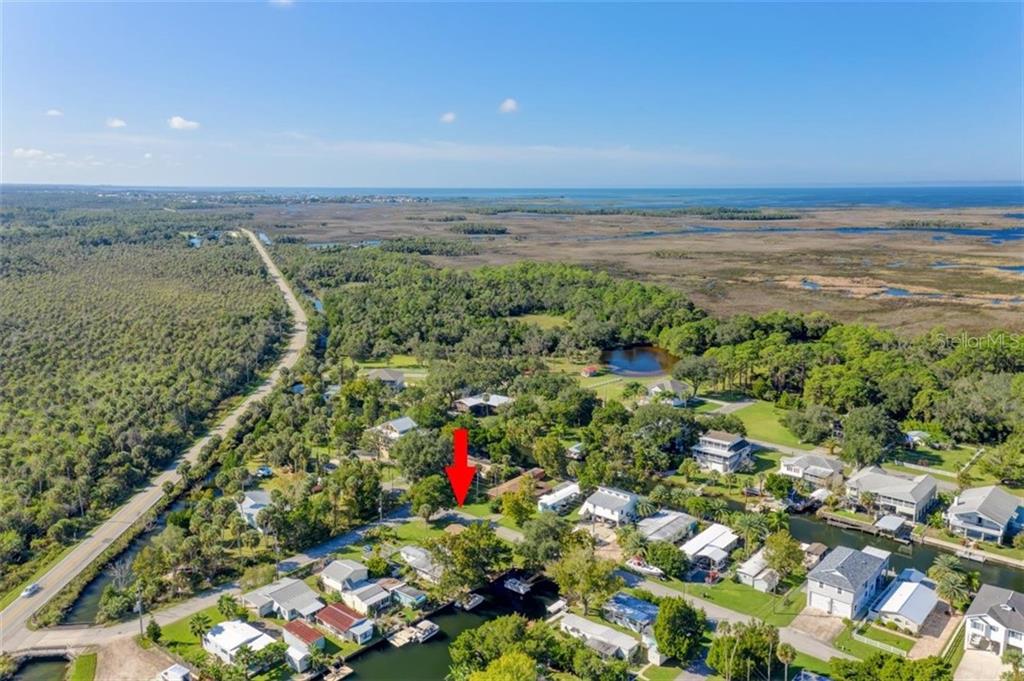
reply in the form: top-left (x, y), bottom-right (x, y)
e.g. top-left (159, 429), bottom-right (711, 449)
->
top-left (909, 608), bottom-right (961, 659)
top-left (955, 649), bottom-right (1008, 681)
top-left (788, 607), bottom-right (846, 642)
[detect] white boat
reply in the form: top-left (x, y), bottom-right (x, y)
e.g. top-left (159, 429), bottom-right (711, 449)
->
top-left (458, 593), bottom-right (484, 610)
top-left (625, 557), bottom-right (665, 578)
top-left (414, 620), bottom-right (440, 642)
top-left (546, 598), bottom-right (567, 615)
top-left (503, 577), bottom-right (531, 595)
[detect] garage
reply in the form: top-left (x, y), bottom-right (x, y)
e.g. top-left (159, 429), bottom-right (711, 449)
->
top-left (809, 592), bottom-right (834, 613)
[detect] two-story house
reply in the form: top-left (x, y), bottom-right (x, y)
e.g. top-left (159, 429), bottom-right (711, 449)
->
top-left (691, 431), bottom-right (753, 474)
top-left (845, 466), bottom-right (937, 522)
top-left (320, 559), bottom-right (369, 594)
top-left (965, 585), bottom-right (1024, 658)
top-left (778, 454), bottom-right (844, 489)
top-left (580, 486), bottom-right (639, 525)
top-left (805, 545), bottom-right (890, 619)
top-left (946, 485), bottom-right (1023, 544)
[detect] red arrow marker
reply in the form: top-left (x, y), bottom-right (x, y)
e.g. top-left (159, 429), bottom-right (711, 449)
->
top-left (445, 427), bottom-right (476, 507)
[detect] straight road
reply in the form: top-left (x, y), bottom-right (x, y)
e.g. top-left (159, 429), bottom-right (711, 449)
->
top-left (0, 230), bottom-right (308, 654)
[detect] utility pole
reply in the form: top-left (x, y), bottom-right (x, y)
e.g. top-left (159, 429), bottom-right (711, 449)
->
top-left (136, 582), bottom-right (144, 639)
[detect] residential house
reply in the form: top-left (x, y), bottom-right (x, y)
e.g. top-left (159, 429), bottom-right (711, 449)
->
top-left (159, 665), bottom-right (191, 681)
top-left (636, 510), bottom-right (698, 544)
top-left (871, 568), bottom-right (938, 634)
top-left (778, 454), bottom-right (845, 489)
top-left (845, 467), bottom-right (938, 522)
top-left (453, 393), bottom-right (514, 416)
top-left (692, 431), bottom-right (753, 474)
top-left (559, 613), bottom-right (640, 661)
top-left (400, 545), bottom-right (443, 584)
top-left (367, 368), bottom-right (405, 391)
top-left (283, 620), bottom-right (325, 673)
top-left (242, 578), bottom-right (324, 621)
top-left (390, 584), bottom-right (428, 608)
top-left (316, 602), bottom-right (375, 645)
top-left (537, 482), bottom-right (581, 514)
top-left (238, 490), bottom-right (272, 530)
top-left (801, 542), bottom-right (829, 570)
top-left (644, 379), bottom-right (692, 408)
top-left (946, 485), bottom-right (1023, 544)
top-left (602, 593), bottom-right (659, 634)
top-left (202, 620), bottom-right (275, 667)
top-left (679, 523), bottom-right (739, 570)
top-left (320, 559), bottom-right (369, 594)
top-left (736, 548), bottom-right (780, 593)
top-left (370, 416), bottom-right (418, 456)
top-left (580, 487), bottom-right (639, 525)
top-left (965, 585), bottom-right (1024, 657)
top-left (805, 546), bottom-right (890, 619)
top-left (341, 581), bottom-right (391, 615)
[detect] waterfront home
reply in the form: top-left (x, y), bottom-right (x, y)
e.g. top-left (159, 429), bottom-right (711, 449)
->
top-left (679, 523), bottom-right (739, 570)
top-left (871, 568), bottom-right (938, 634)
top-left (636, 509), bottom-right (698, 544)
top-left (202, 620), bottom-right (275, 667)
top-left (559, 613), bottom-right (640, 661)
top-left (453, 393), bottom-right (513, 416)
top-left (486, 467), bottom-right (547, 500)
top-left (965, 585), bottom-right (1024, 657)
top-left (341, 581), bottom-right (391, 615)
top-left (316, 602), bottom-right (375, 645)
top-left (778, 454), bottom-right (844, 489)
top-left (805, 546), bottom-right (890, 619)
top-left (391, 584), bottom-right (428, 607)
top-left (242, 577), bottom-right (325, 621)
top-left (692, 431), bottom-right (753, 474)
top-left (283, 620), bottom-right (325, 673)
top-left (537, 481), bottom-right (581, 514)
top-left (400, 545), bottom-right (443, 584)
top-left (643, 378), bottom-right (692, 408)
top-left (736, 548), bottom-right (780, 593)
top-left (370, 416), bottom-right (418, 456)
top-left (238, 490), bottom-right (272, 530)
top-left (845, 466), bottom-right (937, 522)
top-left (946, 485), bottom-right (1023, 544)
top-left (320, 559), bottom-right (369, 594)
top-left (602, 592), bottom-right (659, 633)
top-left (580, 486), bottom-right (639, 525)
top-left (366, 368), bottom-right (406, 391)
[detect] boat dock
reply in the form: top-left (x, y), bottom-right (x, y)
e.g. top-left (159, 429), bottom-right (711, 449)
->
top-left (387, 619), bottom-right (440, 647)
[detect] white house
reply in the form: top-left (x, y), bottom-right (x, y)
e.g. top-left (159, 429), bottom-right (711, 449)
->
top-left (946, 485), bottom-right (1023, 544)
top-left (845, 466), bottom-right (937, 522)
top-left (736, 548), bottom-right (780, 593)
top-left (679, 523), bottom-right (739, 570)
top-left (805, 546), bottom-right (890, 619)
top-left (644, 379), bottom-right (692, 408)
top-left (778, 454), bottom-right (844, 489)
top-left (453, 393), bottom-right (513, 416)
top-left (321, 559), bottom-right (369, 594)
top-left (370, 416), bottom-right (418, 456)
top-left (282, 620), bottom-right (325, 673)
top-left (871, 568), bottom-right (938, 634)
top-left (341, 581), bottom-right (391, 615)
top-left (400, 545), bottom-right (443, 584)
top-left (202, 620), bottom-right (275, 666)
top-left (242, 577), bottom-right (324, 621)
top-left (636, 510), bottom-right (698, 544)
top-left (559, 613), bottom-right (640, 661)
top-left (537, 482), bottom-right (581, 514)
top-left (238, 490), bottom-right (272, 530)
top-left (580, 487), bottom-right (639, 525)
top-left (692, 431), bottom-right (752, 473)
top-left (965, 585), bottom-right (1024, 657)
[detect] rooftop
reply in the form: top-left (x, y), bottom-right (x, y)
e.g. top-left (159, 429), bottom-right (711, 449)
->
top-left (584, 486), bottom-right (638, 512)
top-left (316, 602), bottom-right (365, 632)
top-left (948, 485), bottom-right (1022, 528)
top-left (846, 466), bottom-right (937, 503)
top-left (284, 619), bottom-right (324, 645)
top-left (808, 546), bottom-right (887, 592)
top-left (636, 510), bottom-right (697, 543)
top-left (966, 585), bottom-right (1024, 632)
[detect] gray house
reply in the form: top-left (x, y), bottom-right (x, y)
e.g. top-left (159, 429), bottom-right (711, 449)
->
top-left (965, 585), bottom-right (1024, 657)
top-left (367, 368), bottom-right (406, 391)
top-left (242, 577), bottom-right (325, 621)
top-left (845, 466), bottom-right (937, 521)
top-left (805, 546), bottom-right (890, 619)
top-left (238, 490), bottom-right (272, 530)
top-left (946, 486), bottom-right (1023, 544)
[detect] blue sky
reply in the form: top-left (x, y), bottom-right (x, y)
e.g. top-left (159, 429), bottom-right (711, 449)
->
top-left (2, 2), bottom-right (1021, 187)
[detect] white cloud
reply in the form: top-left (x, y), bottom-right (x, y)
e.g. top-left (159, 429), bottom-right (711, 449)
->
top-left (168, 115), bottom-right (200, 130)
top-left (498, 98), bottom-right (519, 114)
top-left (12, 147), bottom-right (66, 162)
top-left (144, 152), bottom-right (153, 159)
top-left (268, 0), bottom-right (294, 5)
top-left (45, 109), bottom-right (64, 117)
top-left (439, 112), bottom-right (457, 124)
top-left (106, 117), bottom-right (127, 129)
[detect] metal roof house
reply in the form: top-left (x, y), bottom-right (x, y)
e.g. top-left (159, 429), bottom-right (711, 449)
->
top-left (400, 545), bottom-right (443, 584)
top-left (805, 546), bottom-right (890, 620)
top-left (320, 559), bottom-right (369, 594)
top-left (242, 577), bottom-right (325, 621)
top-left (602, 593), bottom-right (659, 633)
top-left (580, 486), bottom-right (639, 525)
top-left (965, 585), bottom-right (1024, 657)
top-left (946, 485), bottom-right (1024, 544)
top-left (779, 454), bottom-right (845, 489)
top-left (636, 510), bottom-right (698, 544)
top-left (202, 620), bottom-right (276, 667)
top-left (845, 466), bottom-right (937, 521)
top-left (692, 431), bottom-right (753, 474)
top-left (559, 613), bottom-right (640, 661)
top-left (736, 548), bottom-right (780, 593)
top-left (340, 581), bottom-right (391, 615)
top-left (453, 393), bottom-right (514, 416)
top-left (644, 379), bottom-right (693, 407)
top-left (238, 490), bottom-right (272, 530)
top-left (538, 481), bottom-right (581, 514)
top-left (679, 523), bottom-right (739, 569)
top-left (871, 568), bottom-right (938, 634)
top-left (316, 602), bottom-right (375, 644)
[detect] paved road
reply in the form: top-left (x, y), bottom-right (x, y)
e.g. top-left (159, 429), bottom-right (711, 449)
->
top-left (0, 230), bottom-right (308, 654)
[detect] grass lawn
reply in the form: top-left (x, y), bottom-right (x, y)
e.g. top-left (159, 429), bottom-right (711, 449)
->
top-left (506, 313), bottom-right (568, 330)
top-left (68, 652), bottom-right (97, 681)
top-left (640, 663), bottom-right (683, 681)
top-left (789, 653), bottom-right (832, 678)
top-left (830, 508), bottom-right (876, 525)
top-left (545, 357), bottom-right (662, 403)
top-left (833, 621), bottom-right (913, 659)
top-left (733, 401), bottom-right (813, 451)
top-left (687, 578), bottom-right (804, 627)
top-left (888, 444), bottom-right (977, 474)
top-left (162, 604), bottom-right (228, 665)
top-left (860, 624), bottom-right (916, 652)
top-left (930, 529), bottom-right (1024, 561)
top-left (352, 354), bottom-right (426, 370)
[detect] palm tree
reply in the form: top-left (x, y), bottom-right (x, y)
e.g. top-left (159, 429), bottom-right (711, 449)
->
top-left (677, 459), bottom-right (699, 483)
top-left (189, 612), bottom-right (212, 640)
top-left (935, 571), bottom-right (971, 611)
top-left (233, 644), bottom-right (254, 680)
top-left (635, 496), bottom-right (657, 519)
top-left (217, 594), bottom-right (239, 620)
top-left (777, 642), bottom-right (797, 681)
top-left (765, 510), bottom-right (789, 533)
top-left (858, 491), bottom-right (876, 514)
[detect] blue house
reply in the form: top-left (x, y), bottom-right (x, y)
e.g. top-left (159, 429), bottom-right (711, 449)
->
top-left (602, 593), bottom-right (659, 633)
top-left (392, 584), bottom-right (428, 608)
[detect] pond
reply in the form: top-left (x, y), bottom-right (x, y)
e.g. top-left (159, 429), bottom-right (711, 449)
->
top-left (13, 658), bottom-right (67, 681)
top-left (348, 577), bottom-right (558, 680)
top-left (601, 345), bottom-right (678, 376)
